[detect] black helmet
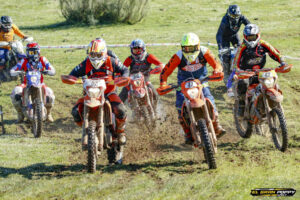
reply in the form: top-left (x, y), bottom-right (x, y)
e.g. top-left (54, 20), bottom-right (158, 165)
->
top-left (130, 39), bottom-right (146, 61)
top-left (0, 16), bottom-right (12, 32)
top-left (227, 5), bottom-right (241, 20)
top-left (243, 24), bottom-right (260, 48)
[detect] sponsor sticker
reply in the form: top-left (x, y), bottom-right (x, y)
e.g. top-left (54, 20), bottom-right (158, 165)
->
top-left (251, 188), bottom-right (296, 197)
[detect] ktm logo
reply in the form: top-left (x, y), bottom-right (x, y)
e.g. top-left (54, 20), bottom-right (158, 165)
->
top-left (182, 63), bottom-right (203, 72)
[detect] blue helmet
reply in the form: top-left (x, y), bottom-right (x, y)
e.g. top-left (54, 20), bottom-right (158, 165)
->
top-left (130, 39), bottom-right (146, 61)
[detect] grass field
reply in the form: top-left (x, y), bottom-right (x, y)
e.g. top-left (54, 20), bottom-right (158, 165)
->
top-left (0, 0), bottom-right (300, 199)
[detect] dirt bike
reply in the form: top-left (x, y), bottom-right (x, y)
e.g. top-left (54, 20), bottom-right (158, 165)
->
top-left (0, 37), bottom-right (33, 82)
top-left (218, 46), bottom-right (238, 85)
top-left (127, 68), bottom-right (161, 130)
top-left (61, 75), bottom-right (129, 173)
top-left (157, 73), bottom-right (224, 169)
top-left (233, 64), bottom-right (292, 152)
top-left (13, 69), bottom-right (49, 138)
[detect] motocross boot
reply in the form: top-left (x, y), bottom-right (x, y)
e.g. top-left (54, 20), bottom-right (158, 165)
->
top-left (213, 114), bottom-right (226, 139)
top-left (46, 106), bottom-right (54, 122)
top-left (179, 118), bottom-right (193, 145)
top-left (116, 118), bottom-right (126, 145)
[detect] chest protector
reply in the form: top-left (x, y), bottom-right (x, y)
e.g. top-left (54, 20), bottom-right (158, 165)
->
top-left (85, 57), bottom-right (115, 93)
top-left (129, 54), bottom-right (151, 74)
top-left (240, 44), bottom-right (266, 69)
top-left (177, 50), bottom-right (208, 82)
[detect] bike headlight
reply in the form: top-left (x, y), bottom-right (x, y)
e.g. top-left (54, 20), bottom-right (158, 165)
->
top-left (187, 88), bottom-right (199, 99)
top-left (263, 78), bottom-right (275, 88)
top-left (133, 80), bottom-right (142, 87)
top-left (87, 88), bottom-right (101, 98)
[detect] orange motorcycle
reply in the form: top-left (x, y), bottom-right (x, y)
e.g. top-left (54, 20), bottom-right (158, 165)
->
top-left (157, 73), bottom-right (223, 169)
top-left (127, 68), bottom-right (161, 130)
top-left (61, 75), bottom-right (129, 173)
top-left (233, 64), bottom-right (292, 152)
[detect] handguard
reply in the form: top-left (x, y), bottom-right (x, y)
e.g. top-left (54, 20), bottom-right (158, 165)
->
top-left (114, 77), bottom-right (130, 87)
top-left (275, 64), bottom-right (292, 73)
top-left (150, 67), bottom-right (162, 75)
top-left (61, 75), bottom-right (82, 84)
top-left (208, 72), bottom-right (224, 82)
top-left (157, 85), bottom-right (176, 95)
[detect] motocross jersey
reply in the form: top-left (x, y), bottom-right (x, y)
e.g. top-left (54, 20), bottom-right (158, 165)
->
top-left (69, 56), bottom-right (129, 94)
top-left (160, 46), bottom-right (222, 84)
top-left (10, 56), bottom-right (55, 84)
top-left (233, 40), bottom-right (284, 70)
top-left (216, 15), bottom-right (250, 49)
top-left (0, 24), bottom-right (26, 50)
top-left (123, 53), bottom-right (162, 80)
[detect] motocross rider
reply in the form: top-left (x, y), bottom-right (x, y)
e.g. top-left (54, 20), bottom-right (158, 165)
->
top-left (216, 5), bottom-right (250, 96)
top-left (69, 38), bottom-right (129, 153)
top-left (158, 33), bottom-right (226, 144)
top-left (119, 39), bottom-right (164, 112)
top-left (233, 24), bottom-right (286, 117)
top-left (0, 16), bottom-right (30, 81)
top-left (10, 42), bottom-right (56, 123)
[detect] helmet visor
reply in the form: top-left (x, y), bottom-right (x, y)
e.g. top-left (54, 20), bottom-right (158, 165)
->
top-left (228, 13), bottom-right (240, 19)
top-left (246, 35), bottom-right (258, 42)
top-left (182, 45), bottom-right (200, 53)
top-left (27, 50), bottom-right (39, 56)
top-left (132, 47), bottom-right (143, 55)
top-left (89, 52), bottom-right (106, 58)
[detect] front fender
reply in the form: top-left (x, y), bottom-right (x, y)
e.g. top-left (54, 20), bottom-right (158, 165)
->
top-left (266, 88), bottom-right (283, 103)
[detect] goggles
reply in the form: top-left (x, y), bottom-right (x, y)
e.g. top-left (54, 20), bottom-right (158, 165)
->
top-left (89, 52), bottom-right (105, 58)
top-left (132, 47), bottom-right (143, 55)
top-left (228, 13), bottom-right (240, 19)
top-left (2, 23), bottom-right (12, 29)
top-left (181, 45), bottom-right (199, 53)
top-left (246, 35), bottom-right (258, 42)
top-left (27, 50), bottom-right (39, 56)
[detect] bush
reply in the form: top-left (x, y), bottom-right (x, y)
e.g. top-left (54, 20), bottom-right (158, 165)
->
top-left (59, 0), bottom-right (150, 25)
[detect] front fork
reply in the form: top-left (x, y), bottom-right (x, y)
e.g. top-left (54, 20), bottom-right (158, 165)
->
top-left (262, 91), bottom-right (282, 131)
top-left (23, 87), bottom-right (45, 120)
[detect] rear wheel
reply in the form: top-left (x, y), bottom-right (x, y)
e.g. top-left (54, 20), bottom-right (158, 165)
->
top-left (198, 119), bottom-right (217, 169)
top-left (87, 120), bottom-right (97, 173)
top-left (233, 100), bottom-right (253, 138)
top-left (32, 100), bottom-right (43, 138)
top-left (270, 108), bottom-right (288, 152)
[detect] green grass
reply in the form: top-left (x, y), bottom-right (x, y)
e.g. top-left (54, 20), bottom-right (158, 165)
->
top-left (0, 0), bottom-right (300, 199)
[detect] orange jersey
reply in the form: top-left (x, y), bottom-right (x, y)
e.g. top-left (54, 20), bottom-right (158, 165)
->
top-left (0, 24), bottom-right (26, 49)
top-left (160, 46), bottom-right (222, 83)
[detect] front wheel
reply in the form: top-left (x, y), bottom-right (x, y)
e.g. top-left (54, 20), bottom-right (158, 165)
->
top-left (87, 120), bottom-right (97, 173)
top-left (197, 119), bottom-right (217, 169)
top-left (233, 100), bottom-right (253, 138)
top-left (32, 100), bottom-right (43, 138)
top-left (270, 108), bottom-right (288, 152)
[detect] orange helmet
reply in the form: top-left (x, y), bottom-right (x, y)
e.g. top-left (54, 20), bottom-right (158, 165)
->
top-left (87, 38), bottom-right (108, 69)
